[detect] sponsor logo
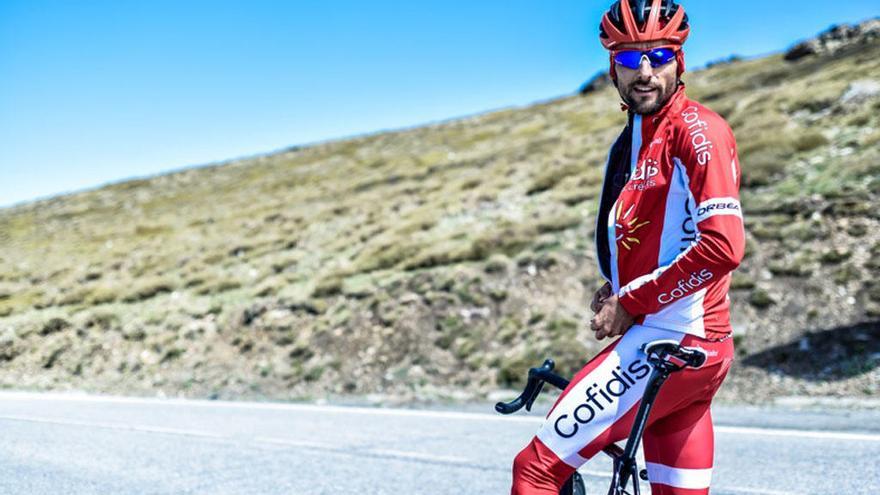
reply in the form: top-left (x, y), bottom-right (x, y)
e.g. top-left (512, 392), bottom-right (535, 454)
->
top-left (657, 268), bottom-right (714, 304)
top-left (625, 158), bottom-right (660, 191)
top-left (696, 198), bottom-right (742, 223)
top-left (700, 347), bottom-right (719, 357)
top-left (681, 106), bottom-right (714, 166)
top-left (632, 159), bottom-right (659, 181)
top-left (553, 360), bottom-right (652, 438)
top-left (614, 203), bottom-right (651, 251)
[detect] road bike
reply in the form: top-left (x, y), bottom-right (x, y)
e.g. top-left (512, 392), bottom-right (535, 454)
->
top-left (496, 340), bottom-right (707, 495)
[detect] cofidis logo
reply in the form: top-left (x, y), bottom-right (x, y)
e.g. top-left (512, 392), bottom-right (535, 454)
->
top-left (553, 360), bottom-right (651, 438)
top-left (681, 106), bottom-right (714, 166)
top-left (657, 269), bottom-right (714, 305)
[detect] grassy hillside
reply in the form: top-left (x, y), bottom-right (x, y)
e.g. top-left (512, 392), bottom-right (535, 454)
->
top-left (1, 29), bottom-right (878, 403)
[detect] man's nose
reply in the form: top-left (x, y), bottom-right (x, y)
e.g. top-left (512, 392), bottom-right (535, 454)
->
top-left (637, 56), bottom-right (654, 77)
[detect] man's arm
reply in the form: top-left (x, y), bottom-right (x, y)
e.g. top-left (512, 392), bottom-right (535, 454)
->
top-left (617, 111), bottom-right (746, 317)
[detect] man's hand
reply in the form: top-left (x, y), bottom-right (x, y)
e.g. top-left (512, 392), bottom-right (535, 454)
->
top-left (590, 282), bottom-right (613, 313)
top-left (590, 294), bottom-right (636, 341)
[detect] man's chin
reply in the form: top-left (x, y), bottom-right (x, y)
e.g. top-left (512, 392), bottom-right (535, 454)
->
top-left (627, 94), bottom-right (663, 115)
top-left (631, 101), bottom-right (661, 115)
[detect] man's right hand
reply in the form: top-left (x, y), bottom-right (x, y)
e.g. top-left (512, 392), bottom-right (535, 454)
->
top-left (590, 282), bottom-right (613, 313)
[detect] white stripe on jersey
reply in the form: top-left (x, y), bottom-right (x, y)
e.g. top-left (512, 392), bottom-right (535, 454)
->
top-left (646, 462), bottom-right (713, 489)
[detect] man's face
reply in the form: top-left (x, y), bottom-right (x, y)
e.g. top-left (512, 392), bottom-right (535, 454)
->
top-left (613, 40), bottom-right (679, 115)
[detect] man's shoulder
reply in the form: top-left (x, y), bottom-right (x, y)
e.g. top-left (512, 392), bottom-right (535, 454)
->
top-left (669, 96), bottom-right (735, 137)
top-left (667, 95), bottom-right (737, 166)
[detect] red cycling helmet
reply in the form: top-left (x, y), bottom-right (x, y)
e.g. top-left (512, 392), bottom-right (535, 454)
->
top-left (600, 0), bottom-right (690, 50)
top-left (600, 0), bottom-right (690, 82)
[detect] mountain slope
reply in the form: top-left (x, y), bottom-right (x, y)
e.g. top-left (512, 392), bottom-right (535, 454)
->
top-left (1, 21), bottom-right (878, 402)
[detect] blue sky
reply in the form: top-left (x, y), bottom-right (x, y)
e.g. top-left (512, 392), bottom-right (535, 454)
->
top-left (1, 1), bottom-right (877, 208)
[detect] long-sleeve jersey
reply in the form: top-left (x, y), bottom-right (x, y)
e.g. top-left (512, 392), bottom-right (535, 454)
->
top-left (595, 84), bottom-right (745, 339)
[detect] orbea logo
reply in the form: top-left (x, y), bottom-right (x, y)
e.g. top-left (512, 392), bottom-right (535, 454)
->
top-left (553, 360), bottom-right (652, 438)
top-left (697, 201), bottom-right (740, 221)
top-left (657, 268), bottom-right (714, 304)
top-left (681, 106), bottom-right (714, 166)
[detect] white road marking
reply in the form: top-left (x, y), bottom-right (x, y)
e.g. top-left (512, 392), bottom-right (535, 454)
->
top-left (719, 488), bottom-right (798, 495)
top-left (0, 391), bottom-right (877, 444)
top-left (367, 448), bottom-right (470, 464)
top-left (257, 437), bottom-right (471, 464)
top-left (715, 425), bottom-right (880, 442)
top-left (0, 414), bottom-right (224, 439)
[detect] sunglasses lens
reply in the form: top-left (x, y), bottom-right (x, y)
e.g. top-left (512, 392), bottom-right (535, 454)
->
top-left (647, 48), bottom-right (676, 67)
top-left (614, 48), bottom-right (676, 69)
top-left (614, 51), bottom-right (643, 70)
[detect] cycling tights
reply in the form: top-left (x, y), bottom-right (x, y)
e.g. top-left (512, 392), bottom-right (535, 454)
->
top-left (511, 325), bottom-right (733, 495)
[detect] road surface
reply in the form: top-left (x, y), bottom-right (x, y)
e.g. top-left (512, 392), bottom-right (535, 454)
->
top-left (0, 392), bottom-right (877, 494)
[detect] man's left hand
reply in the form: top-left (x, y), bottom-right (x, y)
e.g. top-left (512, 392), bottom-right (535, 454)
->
top-left (590, 294), bottom-right (636, 341)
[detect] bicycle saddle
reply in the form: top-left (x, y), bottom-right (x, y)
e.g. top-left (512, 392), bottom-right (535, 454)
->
top-left (642, 339), bottom-right (708, 369)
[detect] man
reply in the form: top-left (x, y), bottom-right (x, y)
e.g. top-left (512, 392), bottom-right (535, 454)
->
top-left (511, 1), bottom-right (745, 494)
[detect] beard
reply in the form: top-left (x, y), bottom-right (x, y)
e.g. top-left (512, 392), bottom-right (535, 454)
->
top-left (621, 80), bottom-right (676, 115)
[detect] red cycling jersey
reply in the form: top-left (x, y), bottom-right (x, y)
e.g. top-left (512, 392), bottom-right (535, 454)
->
top-left (596, 84), bottom-right (745, 339)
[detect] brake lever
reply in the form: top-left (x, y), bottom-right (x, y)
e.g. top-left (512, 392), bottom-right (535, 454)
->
top-left (494, 359), bottom-right (563, 415)
top-left (525, 381), bottom-right (545, 412)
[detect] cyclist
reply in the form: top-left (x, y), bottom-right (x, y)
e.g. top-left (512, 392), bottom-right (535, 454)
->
top-left (511, 1), bottom-right (745, 494)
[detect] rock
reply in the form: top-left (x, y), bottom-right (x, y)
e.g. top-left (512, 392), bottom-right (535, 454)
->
top-left (579, 71), bottom-right (613, 95)
top-left (399, 292), bottom-right (421, 305)
top-left (785, 18), bottom-right (880, 61)
top-left (0, 328), bottom-right (20, 362)
top-left (342, 276), bottom-right (375, 299)
top-left (840, 80), bottom-right (880, 106)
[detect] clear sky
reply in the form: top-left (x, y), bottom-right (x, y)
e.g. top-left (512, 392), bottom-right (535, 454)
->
top-left (1, 1), bottom-right (877, 208)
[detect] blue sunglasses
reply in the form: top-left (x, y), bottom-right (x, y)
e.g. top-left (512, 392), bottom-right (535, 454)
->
top-left (613, 47), bottom-right (678, 70)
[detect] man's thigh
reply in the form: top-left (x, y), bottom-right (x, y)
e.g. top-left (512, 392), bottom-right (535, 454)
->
top-left (535, 325), bottom-right (688, 466)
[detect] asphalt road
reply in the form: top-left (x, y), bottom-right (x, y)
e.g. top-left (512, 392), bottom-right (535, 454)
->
top-left (0, 392), bottom-right (877, 494)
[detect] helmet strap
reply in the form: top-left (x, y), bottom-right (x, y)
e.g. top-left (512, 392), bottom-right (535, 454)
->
top-left (675, 49), bottom-right (686, 77)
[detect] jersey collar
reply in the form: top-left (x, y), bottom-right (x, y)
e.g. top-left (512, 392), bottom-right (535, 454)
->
top-left (650, 83), bottom-right (687, 123)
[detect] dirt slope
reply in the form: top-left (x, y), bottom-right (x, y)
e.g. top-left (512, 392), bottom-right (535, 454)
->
top-left (1, 20), bottom-right (878, 403)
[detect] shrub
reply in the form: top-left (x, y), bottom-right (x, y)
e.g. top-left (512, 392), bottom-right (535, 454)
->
top-left (730, 272), bottom-right (756, 290)
top-left (123, 277), bottom-right (175, 302)
top-left (834, 264), bottom-right (861, 285)
top-left (195, 278), bottom-right (243, 296)
top-left (749, 288), bottom-right (775, 309)
top-left (535, 210), bottom-right (583, 234)
top-left (527, 165), bottom-right (582, 196)
top-left (484, 254), bottom-right (512, 274)
top-left (739, 145), bottom-right (793, 187)
top-left (819, 248), bottom-right (851, 264)
top-left (86, 285), bottom-right (119, 305)
top-left (794, 131), bottom-right (829, 152)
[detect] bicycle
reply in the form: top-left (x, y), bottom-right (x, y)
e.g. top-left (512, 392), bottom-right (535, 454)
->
top-left (496, 339), bottom-right (708, 495)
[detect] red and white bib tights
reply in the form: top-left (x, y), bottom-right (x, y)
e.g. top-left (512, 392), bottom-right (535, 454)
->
top-left (512, 85), bottom-right (745, 495)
